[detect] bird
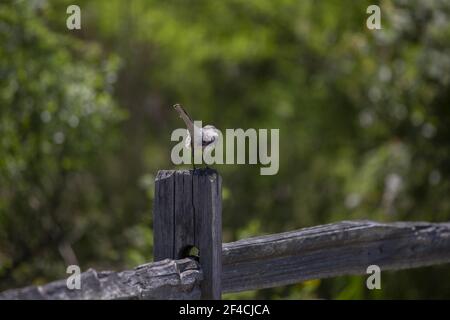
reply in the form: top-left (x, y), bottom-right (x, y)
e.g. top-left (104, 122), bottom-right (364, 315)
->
top-left (173, 104), bottom-right (219, 169)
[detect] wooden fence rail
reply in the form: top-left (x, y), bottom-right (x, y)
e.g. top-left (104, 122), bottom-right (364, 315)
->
top-left (0, 258), bottom-right (202, 300)
top-left (1, 220), bottom-right (450, 299)
top-left (1, 169), bottom-right (450, 299)
top-left (222, 220), bottom-right (450, 293)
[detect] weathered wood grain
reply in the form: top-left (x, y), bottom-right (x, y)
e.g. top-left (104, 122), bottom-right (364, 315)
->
top-left (174, 171), bottom-right (195, 259)
top-left (2, 220), bottom-right (450, 299)
top-left (0, 258), bottom-right (202, 300)
top-left (222, 220), bottom-right (450, 292)
top-left (153, 169), bottom-right (222, 299)
top-left (153, 170), bottom-right (175, 259)
top-left (193, 169), bottom-right (222, 299)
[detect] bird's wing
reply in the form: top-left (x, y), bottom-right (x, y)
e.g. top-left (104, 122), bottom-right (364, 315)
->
top-left (202, 125), bottom-right (219, 147)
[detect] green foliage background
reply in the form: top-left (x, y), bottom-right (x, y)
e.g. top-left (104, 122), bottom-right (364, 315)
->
top-left (1, 0), bottom-right (449, 299)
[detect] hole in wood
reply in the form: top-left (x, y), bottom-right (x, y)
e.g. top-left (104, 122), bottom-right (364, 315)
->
top-left (178, 245), bottom-right (200, 261)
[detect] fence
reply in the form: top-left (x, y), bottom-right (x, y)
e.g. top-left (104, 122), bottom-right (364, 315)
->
top-left (1, 169), bottom-right (450, 299)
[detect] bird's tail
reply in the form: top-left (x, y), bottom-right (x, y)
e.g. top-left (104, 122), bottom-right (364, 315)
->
top-left (173, 104), bottom-right (194, 132)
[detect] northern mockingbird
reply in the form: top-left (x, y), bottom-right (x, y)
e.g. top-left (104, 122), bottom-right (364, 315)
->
top-left (173, 104), bottom-right (219, 168)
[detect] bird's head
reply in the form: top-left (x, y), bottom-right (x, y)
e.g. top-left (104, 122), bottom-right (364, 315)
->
top-left (173, 104), bottom-right (191, 119)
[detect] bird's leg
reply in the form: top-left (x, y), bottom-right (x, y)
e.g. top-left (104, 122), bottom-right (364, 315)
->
top-left (191, 145), bottom-right (197, 171)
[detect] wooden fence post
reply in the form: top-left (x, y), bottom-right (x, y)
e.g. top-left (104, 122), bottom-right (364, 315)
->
top-left (153, 169), bottom-right (222, 300)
